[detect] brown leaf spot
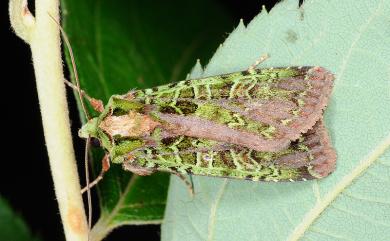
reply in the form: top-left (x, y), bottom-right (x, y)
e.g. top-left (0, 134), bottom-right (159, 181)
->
top-left (66, 206), bottom-right (87, 234)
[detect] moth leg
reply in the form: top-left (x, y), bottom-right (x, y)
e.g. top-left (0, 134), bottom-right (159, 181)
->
top-left (189, 175), bottom-right (194, 192)
top-left (64, 79), bottom-right (104, 112)
top-left (123, 159), bottom-right (194, 196)
top-left (168, 170), bottom-right (195, 197)
top-left (81, 154), bottom-right (110, 194)
top-left (122, 160), bottom-right (156, 176)
top-left (247, 53), bottom-right (270, 74)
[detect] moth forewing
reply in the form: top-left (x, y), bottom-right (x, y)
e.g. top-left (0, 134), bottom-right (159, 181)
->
top-left (80, 66), bottom-right (336, 183)
top-left (138, 66), bottom-right (333, 152)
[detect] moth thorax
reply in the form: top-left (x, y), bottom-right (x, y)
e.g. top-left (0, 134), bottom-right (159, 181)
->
top-left (99, 111), bottom-right (160, 138)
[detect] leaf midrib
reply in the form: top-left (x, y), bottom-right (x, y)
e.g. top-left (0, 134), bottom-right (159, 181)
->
top-left (287, 133), bottom-right (390, 241)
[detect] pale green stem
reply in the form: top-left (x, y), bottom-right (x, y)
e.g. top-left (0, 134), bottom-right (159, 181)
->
top-left (9, 0), bottom-right (88, 240)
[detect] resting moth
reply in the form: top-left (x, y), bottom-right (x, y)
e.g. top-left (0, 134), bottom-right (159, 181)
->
top-left (79, 63), bottom-right (336, 187)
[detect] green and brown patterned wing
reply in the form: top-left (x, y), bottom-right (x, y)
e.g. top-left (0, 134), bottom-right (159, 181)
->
top-left (133, 66), bottom-right (334, 152)
top-left (83, 66), bottom-right (336, 182)
top-left (123, 119), bottom-right (336, 182)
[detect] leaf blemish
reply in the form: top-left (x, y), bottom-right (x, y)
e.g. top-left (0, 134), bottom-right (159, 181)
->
top-left (286, 30), bottom-right (298, 43)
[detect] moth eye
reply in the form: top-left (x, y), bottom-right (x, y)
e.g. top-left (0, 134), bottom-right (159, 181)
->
top-left (90, 138), bottom-right (101, 148)
top-left (202, 154), bottom-right (213, 161)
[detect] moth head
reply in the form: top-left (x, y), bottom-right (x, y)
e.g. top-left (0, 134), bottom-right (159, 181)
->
top-left (79, 117), bottom-right (99, 138)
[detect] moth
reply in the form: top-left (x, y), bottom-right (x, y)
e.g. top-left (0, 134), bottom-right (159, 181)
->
top-left (77, 60), bottom-right (336, 192)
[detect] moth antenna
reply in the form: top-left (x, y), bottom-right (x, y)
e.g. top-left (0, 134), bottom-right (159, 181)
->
top-left (189, 175), bottom-right (194, 194)
top-left (48, 13), bottom-right (90, 120)
top-left (170, 171), bottom-right (194, 197)
top-left (85, 138), bottom-right (92, 240)
top-left (63, 79), bottom-right (104, 112)
top-left (48, 13), bottom-right (92, 238)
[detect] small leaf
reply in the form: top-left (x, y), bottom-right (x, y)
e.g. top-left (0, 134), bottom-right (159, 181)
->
top-left (0, 196), bottom-right (41, 241)
top-left (61, 0), bottom-right (234, 237)
top-left (162, 0), bottom-right (390, 240)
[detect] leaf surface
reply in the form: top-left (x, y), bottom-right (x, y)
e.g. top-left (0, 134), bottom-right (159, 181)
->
top-left (162, 0), bottom-right (390, 240)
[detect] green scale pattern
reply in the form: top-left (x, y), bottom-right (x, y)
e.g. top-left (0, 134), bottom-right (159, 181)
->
top-left (128, 135), bottom-right (314, 181)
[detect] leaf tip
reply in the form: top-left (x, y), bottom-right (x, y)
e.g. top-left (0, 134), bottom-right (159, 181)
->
top-left (188, 59), bottom-right (204, 79)
top-left (238, 18), bottom-right (245, 29)
top-left (261, 5), bottom-right (268, 14)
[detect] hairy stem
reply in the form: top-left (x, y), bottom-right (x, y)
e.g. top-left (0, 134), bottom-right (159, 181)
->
top-left (9, 0), bottom-right (88, 240)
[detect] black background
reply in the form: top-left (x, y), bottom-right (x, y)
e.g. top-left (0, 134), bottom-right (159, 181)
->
top-left (1, 1), bottom-right (286, 240)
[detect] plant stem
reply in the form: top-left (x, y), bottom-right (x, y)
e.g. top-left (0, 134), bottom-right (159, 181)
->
top-left (9, 0), bottom-right (88, 240)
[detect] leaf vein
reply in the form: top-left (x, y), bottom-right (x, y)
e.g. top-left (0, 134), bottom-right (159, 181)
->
top-left (207, 179), bottom-right (228, 241)
top-left (287, 132), bottom-right (390, 241)
top-left (330, 204), bottom-right (390, 227)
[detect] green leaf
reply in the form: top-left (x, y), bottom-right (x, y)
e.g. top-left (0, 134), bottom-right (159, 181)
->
top-left (61, 0), bottom-right (234, 238)
top-left (162, 0), bottom-right (390, 240)
top-left (0, 196), bottom-right (41, 241)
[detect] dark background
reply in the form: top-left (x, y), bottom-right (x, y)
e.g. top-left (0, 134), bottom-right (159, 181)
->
top-left (1, 0), bottom-right (286, 240)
